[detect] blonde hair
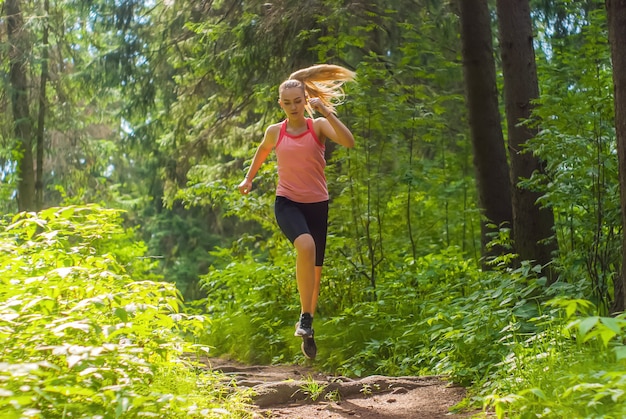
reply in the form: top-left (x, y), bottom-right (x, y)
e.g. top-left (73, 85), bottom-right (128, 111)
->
top-left (280, 64), bottom-right (356, 117)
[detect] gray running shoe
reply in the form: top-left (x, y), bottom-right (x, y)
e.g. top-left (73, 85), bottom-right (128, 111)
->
top-left (294, 312), bottom-right (314, 337)
top-left (301, 334), bottom-right (317, 359)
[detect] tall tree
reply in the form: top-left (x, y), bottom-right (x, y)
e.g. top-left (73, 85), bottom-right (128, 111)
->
top-left (607, 0), bottom-right (626, 312)
top-left (35, 0), bottom-right (50, 210)
top-left (496, 0), bottom-right (558, 277)
top-left (6, 0), bottom-right (36, 211)
top-left (458, 0), bottom-right (513, 264)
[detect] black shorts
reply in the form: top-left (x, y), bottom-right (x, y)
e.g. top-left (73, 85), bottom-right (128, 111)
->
top-left (274, 196), bottom-right (329, 266)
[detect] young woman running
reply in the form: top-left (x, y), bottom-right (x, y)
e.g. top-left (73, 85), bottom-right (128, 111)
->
top-left (237, 64), bottom-right (355, 359)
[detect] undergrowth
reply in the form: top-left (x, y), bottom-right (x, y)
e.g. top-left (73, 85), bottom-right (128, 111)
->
top-left (197, 239), bottom-right (626, 418)
top-left (0, 206), bottom-right (254, 418)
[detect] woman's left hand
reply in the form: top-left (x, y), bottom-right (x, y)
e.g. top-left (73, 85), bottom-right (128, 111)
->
top-left (309, 98), bottom-right (329, 117)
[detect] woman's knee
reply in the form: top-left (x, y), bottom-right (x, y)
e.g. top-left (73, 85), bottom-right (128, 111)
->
top-left (294, 233), bottom-right (316, 255)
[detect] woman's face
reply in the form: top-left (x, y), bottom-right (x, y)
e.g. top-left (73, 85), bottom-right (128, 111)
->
top-left (279, 87), bottom-right (306, 119)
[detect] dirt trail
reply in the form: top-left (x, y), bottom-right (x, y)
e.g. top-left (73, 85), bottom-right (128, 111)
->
top-left (199, 357), bottom-right (481, 418)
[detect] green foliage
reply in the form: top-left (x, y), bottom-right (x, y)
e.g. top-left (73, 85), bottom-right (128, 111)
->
top-left (143, 208), bottom-right (228, 301)
top-left (528, 5), bottom-right (619, 312)
top-left (317, 251), bottom-right (539, 383)
top-left (196, 241), bottom-right (494, 379)
top-left (299, 376), bottom-right (328, 402)
top-left (200, 231), bottom-right (626, 418)
top-left (3, 1), bottom-right (626, 418)
top-left (484, 298), bottom-right (626, 418)
top-left (192, 242), bottom-right (301, 364)
top-left (199, 212), bottom-right (626, 418)
top-left (0, 205), bottom-right (253, 418)
top-left (0, 0), bottom-right (134, 209)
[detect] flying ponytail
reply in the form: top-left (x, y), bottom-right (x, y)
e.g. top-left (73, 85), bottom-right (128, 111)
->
top-left (280, 64), bottom-right (356, 117)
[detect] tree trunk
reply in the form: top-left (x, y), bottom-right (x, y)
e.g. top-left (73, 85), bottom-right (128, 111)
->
top-left (496, 0), bottom-right (558, 280)
top-left (35, 0), bottom-right (50, 211)
top-left (6, 0), bottom-right (36, 212)
top-left (607, 0), bottom-right (626, 313)
top-left (458, 0), bottom-right (513, 265)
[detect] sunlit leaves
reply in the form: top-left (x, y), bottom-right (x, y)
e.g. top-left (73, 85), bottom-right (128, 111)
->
top-left (0, 205), bottom-right (252, 418)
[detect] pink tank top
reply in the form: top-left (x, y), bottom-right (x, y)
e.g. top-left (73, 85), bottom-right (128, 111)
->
top-left (275, 119), bottom-right (329, 203)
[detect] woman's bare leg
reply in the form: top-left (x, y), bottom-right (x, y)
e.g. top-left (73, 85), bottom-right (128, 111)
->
top-left (311, 266), bottom-right (323, 316)
top-left (293, 235), bottom-right (321, 359)
top-left (294, 233), bottom-right (316, 314)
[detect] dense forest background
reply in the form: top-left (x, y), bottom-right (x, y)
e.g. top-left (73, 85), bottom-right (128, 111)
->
top-left (3, 0), bottom-right (626, 417)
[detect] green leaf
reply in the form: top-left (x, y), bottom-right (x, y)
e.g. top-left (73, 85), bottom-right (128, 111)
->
top-left (114, 307), bottom-right (129, 322)
top-left (614, 346), bottom-right (626, 361)
top-left (43, 386), bottom-right (96, 397)
top-left (596, 326), bottom-right (616, 347)
top-left (577, 316), bottom-right (600, 339)
top-left (600, 317), bottom-right (626, 334)
top-left (528, 388), bottom-right (547, 400)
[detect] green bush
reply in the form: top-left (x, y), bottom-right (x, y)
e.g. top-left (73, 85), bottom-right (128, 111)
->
top-left (193, 243), bottom-right (301, 364)
top-left (195, 227), bottom-right (626, 418)
top-left (0, 205), bottom-right (253, 418)
top-left (484, 299), bottom-right (626, 418)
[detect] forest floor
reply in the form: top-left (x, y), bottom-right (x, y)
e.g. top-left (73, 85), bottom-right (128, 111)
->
top-left (197, 356), bottom-right (487, 418)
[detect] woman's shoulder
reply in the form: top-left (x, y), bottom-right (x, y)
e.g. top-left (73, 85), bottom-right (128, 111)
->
top-left (261, 122), bottom-right (283, 146)
top-left (266, 121), bottom-right (284, 132)
top-left (311, 116), bottom-right (330, 126)
top-left (265, 122), bottom-right (283, 137)
top-left (311, 117), bottom-right (328, 139)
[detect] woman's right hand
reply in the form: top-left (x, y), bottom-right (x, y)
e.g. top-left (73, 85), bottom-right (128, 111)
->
top-left (238, 178), bottom-right (252, 195)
